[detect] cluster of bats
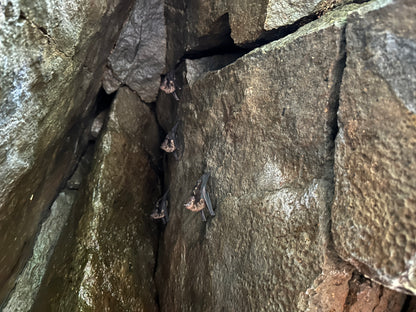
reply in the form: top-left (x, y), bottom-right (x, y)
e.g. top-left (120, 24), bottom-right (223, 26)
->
top-left (150, 73), bottom-right (215, 224)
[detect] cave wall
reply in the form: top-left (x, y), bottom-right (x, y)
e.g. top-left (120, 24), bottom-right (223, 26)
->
top-left (0, 0), bottom-right (415, 311)
top-left (0, 0), bottom-right (134, 305)
top-left (31, 87), bottom-right (161, 311)
top-left (157, 0), bottom-right (416, 311)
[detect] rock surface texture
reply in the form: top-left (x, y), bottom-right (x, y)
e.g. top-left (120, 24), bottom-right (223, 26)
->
top-left (165, 0), bottom-right (355, 64)
top-left (1, 0), bottom-right (415, 311)
top-left (32, 87), bottom-right (161, 311)
top-left (298, 253), bottom-right (410, 311)
top-left (156, 3), bottom-right (393, 311)
top-left (156, 0), bottom-right (415, 311)
top-left (0, 0), bottom-right (132, 305)
top-left (103, 0), bottom-right (166, 102)
top-left (332, 0), bottom-right (416, 295)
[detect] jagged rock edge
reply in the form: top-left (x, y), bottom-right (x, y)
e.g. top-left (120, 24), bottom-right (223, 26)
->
top-left (180, 0), bottom-right (373, 66)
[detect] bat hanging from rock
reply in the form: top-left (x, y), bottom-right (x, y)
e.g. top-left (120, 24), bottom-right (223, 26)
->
top-left (160, 71), bottom-right (179, 100)
top-left (160, 122), bottom-right (182, 160)
top-left (184, 173), bottom-right (215, 221)
top-left (150, 189), bottom-right (169, 224)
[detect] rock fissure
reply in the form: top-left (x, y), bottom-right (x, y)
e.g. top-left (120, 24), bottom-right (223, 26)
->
top-left (322, 24), bottom-right (347, 260)
top-left (400, 296), bottom-right (416, 312)
top-left (176, 0), bottom-right (371, 79)
top-left (2, 0), bottom-right (415, 310)
top-left (18, 10), bottom-right (70, 58)
top-left (0, 85), bottom-right (115, 311)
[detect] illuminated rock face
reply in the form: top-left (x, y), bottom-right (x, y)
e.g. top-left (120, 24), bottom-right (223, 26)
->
top-left (0, 0), bottom-right (132, 305)
top-left (155, 2), bottom-right (410, 311)
top-left (1, 0), bottom-right (415, 311)
top-left (332, 0), bottom-right (416, 295)
top-left (32, 87), bottom-right (161, 311)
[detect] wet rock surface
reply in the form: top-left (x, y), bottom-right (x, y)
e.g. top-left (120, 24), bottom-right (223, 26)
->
top-left (0, 0), bottom-right (132, 305)
top-left (332, 0), bottom-right (416, 295)
top-left (32, 87), bottom-right (161, 311)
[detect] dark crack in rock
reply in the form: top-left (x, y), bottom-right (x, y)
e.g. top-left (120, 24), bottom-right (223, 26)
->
top-left (32, 87), bottom-right (161, 311)
top-left (155, 2), bottom-right (393, 311)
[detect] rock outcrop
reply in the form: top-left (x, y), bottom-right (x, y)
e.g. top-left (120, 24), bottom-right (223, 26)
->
top-left (32, 87), bottom-right (161, 311)
top-left (332, 0), bottom-right (416, 294)
top-left (103, 0), bottom-right (166, 102)
top-left (1, 0), bottom-right (415, 310)
top-left (0, 0), bottom-right (133, 305)
top-left (156, 0), bottom-right (415, 311)
top-left (157, 3), bottom-right (360, 311)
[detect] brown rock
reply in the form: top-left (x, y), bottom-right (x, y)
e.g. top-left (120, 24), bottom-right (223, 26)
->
top-left (0, 0), bottom-right (132, 304)
top-left (32, 87), bottom-right (161, 311)
top-left (165, 0), bottom-right (357, 59)
top-left (332, 0), bottom-right (416, 294)
top-left (155, 3), bottom-right (390, 311)
top-left (299, 255), bottom-right (408, 311)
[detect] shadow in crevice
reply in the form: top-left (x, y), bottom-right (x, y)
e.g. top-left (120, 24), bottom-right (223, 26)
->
top-left (182, 13), bottom-right (249, 61)
top-left (94, 87), bottom-right (117, 117)
top-left (401, 295), bottom-right (416, 312)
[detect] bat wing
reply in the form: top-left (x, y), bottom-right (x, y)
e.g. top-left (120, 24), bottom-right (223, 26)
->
top-left (200, 173), bottom-right (215, 216)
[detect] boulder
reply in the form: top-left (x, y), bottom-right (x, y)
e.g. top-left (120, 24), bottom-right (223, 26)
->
top-left (155, 2), bottom-right (392, 311)
top-left (0, 0), bottom-right (132, 304)
top-left (104, 0), bottom-right (166, 103)
top-left (32, 87), bottom-right (161, 311)
top-left (332, 0), bottom-right (416, 294)
top-left (298, 253), bottom-right (409, 311)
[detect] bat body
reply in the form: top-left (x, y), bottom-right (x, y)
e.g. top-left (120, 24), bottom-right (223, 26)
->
top-left (185, 173), bottom-right (215, 221)
top-left (151, 189), bottom-right (169, 224)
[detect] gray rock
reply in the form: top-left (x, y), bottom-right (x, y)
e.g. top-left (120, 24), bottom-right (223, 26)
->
top-left (156, 2), bottom-right (391, 311)
top-left (102, 68), bottom-right (121, 94)
top-left (89, 111), bottom-right (108, 140)
top-left (264, 0), bottom-right (321, 30)
top-left (185, 54), bottom-right (242, 86)
top-left (168, 0), bottom-right (357, 54)
top-left (332, 0), bottom-right (416, 295)
top-left (3, 190), bottom-right (77, 312)
top-left (105, 0), bottom-right (166, 103)
top-left (32, 87), bottom-right (161, 311)
top-left (0, 0), bottom-right (132, 304)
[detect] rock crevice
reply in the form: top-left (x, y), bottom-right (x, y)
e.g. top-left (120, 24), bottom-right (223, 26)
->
top-left (17, 10), bottom-right (70, 58)
top-left (1, 0), bottom-right (415, 311)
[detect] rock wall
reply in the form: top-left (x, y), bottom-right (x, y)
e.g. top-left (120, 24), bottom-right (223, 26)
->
top-left (332, 0), bottom-right (416, 294)
top-left (32, 87), bottom-right (161, 311)
top-left (0, 0), bottom-right (133, 305)
top-left (0, 0), bottom-right (415, 311)
top-left (156, 0), bottom-right (416, 311)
